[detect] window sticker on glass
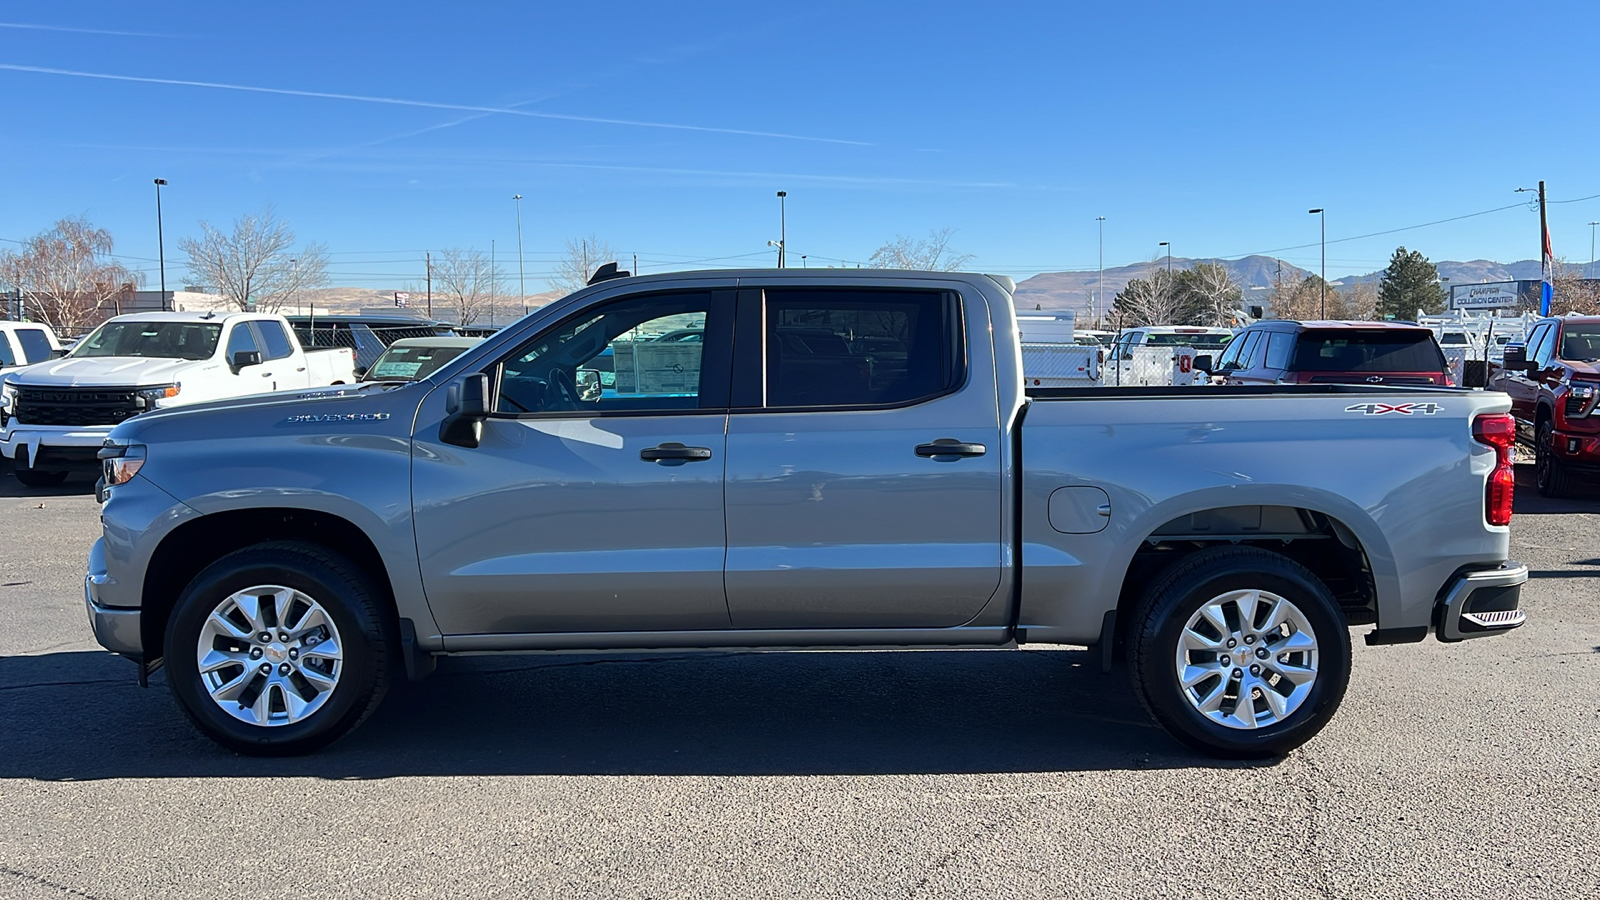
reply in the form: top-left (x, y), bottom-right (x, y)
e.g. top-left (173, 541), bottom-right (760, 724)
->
top-left (372, 361), bottom-right (424, 378)
top-left (612, 342), bottom-right (701, 394)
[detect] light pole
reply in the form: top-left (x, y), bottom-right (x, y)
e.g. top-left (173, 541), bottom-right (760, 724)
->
top-left (153, 179), bottom-right (168, 310)
top-left (1095, 216), bottom-right (1106, 326)
top-left (1158, 241), bottom-right (1171, 276)
top-left (775, 190), bottom-right (787, 268)
top-left (513, 194), bottom-right (526, 316)
top-left (1308, 208), bottom-right (1326, 318)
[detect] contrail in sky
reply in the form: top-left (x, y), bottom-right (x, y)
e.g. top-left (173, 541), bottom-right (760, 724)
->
top-left (0, 22), bottom-right (173, 37)
top-left (0, 63), bottom-right (873, 146)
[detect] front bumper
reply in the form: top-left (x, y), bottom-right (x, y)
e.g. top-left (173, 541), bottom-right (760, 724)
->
top-left (85, 536), bottom-right (141, 657)
top-left (1435, 561), bottom-right (1528, 642)
top-left (2, 424), bottom-right (115, 467)
top-left (1551, 428), bottom-right (1600, 472)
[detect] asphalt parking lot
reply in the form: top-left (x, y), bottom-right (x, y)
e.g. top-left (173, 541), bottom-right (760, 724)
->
top-left (1, 462), bottom-right (1596, 900)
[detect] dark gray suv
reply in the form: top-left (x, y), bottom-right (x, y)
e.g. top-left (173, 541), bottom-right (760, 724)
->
top-left (1202, 320), bottom-right (1451, 386)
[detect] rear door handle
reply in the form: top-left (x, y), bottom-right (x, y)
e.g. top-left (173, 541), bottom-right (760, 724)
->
top-left (915, 439), bottom-right (987, 459)
top-left (640, 442), bottom-right (713, 464)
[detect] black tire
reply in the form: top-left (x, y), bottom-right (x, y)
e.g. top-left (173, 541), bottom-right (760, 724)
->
top-left (1536, 420), bottom-right (1575, 498)
top-left (164, 541), bottom-right (393, 755)
top-left (1130, 546), bottom-right (1352, 759)
top-left (13, 466), bottom-right (68, 487)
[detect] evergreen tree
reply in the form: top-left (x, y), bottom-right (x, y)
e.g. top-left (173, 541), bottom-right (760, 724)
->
top-left (1377, 246), bottom-right (1445, 320)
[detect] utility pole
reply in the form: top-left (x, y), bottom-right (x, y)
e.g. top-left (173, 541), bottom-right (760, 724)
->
top-left (633, 252), bottom-right (638, 275)
top-left (1096, 216), bottom-right (1106, 326)
top-left (1539, 180), bottom-right (1550, 316)
top-left (153, 179), bottom-right (169, 310)
top-left (490, 239), bottom-right (497, 328)
top-left (426, 251), bottom-right (432, 317)
top-left (513, 195), bottom-right (526, 317)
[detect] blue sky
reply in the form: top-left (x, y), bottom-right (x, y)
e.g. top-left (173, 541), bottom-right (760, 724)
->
top-left (3, 1), bottom-right (1599, 292)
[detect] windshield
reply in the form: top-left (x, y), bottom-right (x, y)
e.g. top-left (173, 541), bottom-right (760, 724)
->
top-left (1290, 330), bottom-right (1445, 373)
top-left (70, 321), bottom-right (222, 360)
top-left (1559, 324), bottom-right (1600, 362)
top-left (362, 344), bottom-right (472, 382)
top-left (1144, 332), bottom-right (1233, 348)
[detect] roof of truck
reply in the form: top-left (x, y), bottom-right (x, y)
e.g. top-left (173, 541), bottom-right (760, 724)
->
top-left (104, 310), bottom-right (272, 324)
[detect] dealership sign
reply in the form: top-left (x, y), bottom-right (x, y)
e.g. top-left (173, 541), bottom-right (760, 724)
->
top-left (1450, 282), bottom-right (1521, 310)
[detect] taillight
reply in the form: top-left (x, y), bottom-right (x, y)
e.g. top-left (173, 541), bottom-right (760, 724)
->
top-left (1472, 413), bottom-right (1515, 526)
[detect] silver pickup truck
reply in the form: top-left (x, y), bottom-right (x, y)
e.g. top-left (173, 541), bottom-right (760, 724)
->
top-left (84, 269), bottom-right (1527, 758)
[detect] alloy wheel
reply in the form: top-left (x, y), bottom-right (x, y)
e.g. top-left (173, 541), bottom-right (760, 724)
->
top-left (1173, 588), bottom-right (1319, 730)
top-left (195, 584), bottom-right (345, 727)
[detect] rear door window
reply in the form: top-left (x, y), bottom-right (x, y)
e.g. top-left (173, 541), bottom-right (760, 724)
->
top-left (1289, 330), bottom-right (1446, 373)
top-left (15, 329), bottom-right (54, 363)
top-left (256, 320), bottom-right (296, 361)
top-left (1264, 331), bottom-right (1293, 370)
top-left (759, 289), bottom-right (961, 408)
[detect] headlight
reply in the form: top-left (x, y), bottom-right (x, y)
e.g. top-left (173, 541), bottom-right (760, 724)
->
top-left (98, 441), bottom-right (147, 486)
top-left (136, 384), bottom-right (181, 408)
top-left (1566, 381), bottom-right (1598, 419)
top-left (0, 381), bottom-right (15, 414)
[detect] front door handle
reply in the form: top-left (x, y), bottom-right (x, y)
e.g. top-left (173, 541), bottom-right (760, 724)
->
top-left (915, 438), bottom-right (987, 459)
top-left (640, 442), bottom-right (713, 464)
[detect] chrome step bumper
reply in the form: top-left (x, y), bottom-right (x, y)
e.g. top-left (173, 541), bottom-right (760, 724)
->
top-left (1435, 562), bottom-right (1529, 642)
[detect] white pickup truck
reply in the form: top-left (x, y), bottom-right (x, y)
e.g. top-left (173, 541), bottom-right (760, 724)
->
top-left (0, 321), bottom-right (66, 369)
top-left (0, 311), bottom-right (355, 486)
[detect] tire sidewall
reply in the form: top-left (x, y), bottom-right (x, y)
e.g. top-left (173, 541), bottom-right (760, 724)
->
top-left (1138, 555), bottom-right (1351, 757)
top-left (165, 550), bottom-right (381, 754)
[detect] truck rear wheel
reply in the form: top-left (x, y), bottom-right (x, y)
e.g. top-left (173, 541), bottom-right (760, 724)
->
top-left (163, 541), bottom-right (393, 755)
top-left (1130, 547), bottom-right (1351, 759)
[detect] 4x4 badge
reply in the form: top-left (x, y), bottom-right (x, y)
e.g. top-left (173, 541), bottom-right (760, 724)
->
top-left (1344, 402), bottom-right (1442, 416)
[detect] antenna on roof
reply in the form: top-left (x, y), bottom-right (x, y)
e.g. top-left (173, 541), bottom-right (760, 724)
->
top-left (587, 262), bottom-right (631, 286)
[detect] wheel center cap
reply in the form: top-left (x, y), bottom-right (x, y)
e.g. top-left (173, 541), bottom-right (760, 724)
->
top-left (265, 644), bottom-right (287, 663)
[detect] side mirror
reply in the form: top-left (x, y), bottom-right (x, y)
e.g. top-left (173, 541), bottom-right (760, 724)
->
top-left (1193, 354), bottom-right (1214, 374)
top-left (50, 349), bottom-right (67, 360)
top-left (575, 368), bottom-right (603, 403)
top-left (1501, 344), bottom-right (1528, 372)
top-left (440, 373), bottom-right (490, 448)
top-left (231, 350), bottom-right (261, 373)
top-left (353, 365), bottom-right (369, 379)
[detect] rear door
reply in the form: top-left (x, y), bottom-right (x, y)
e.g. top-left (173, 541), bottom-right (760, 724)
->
top-left (721, 284), bottom-right (1004, 630)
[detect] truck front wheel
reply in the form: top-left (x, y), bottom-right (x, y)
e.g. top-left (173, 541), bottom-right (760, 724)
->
top-left (1536, 421), bottom-right (1575, 497)
top-left (163, 541), bottom-right (394, 755)
top-left (1130, 547), bottom-right (1351, 759)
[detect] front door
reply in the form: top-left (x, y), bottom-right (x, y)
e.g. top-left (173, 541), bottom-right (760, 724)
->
top-left (721, 285), bottom-right (1005, 630)
top-left (412, 289), bottom-right (735, 636)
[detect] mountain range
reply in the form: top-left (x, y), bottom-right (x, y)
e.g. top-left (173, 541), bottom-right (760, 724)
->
top-left (1011, 256), bottom-right (1573, 315)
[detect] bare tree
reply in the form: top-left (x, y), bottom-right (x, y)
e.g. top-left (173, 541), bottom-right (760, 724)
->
top-left (430, 248), bottom-right (500, 327)
top-left (1341, 280), bottom-right (1379, 320)
top-left (551, 236), bottom-right (617, 296)
top-left (1181, 262), bottom-right (1243, 327)
top-left (1551, 257), bottom-right (1600, 315)
top-left (179, 208), bottom-right (329, 312)
top-left (1113, 268), bottom-right (1185, 327)
top-left (869, 228), bottom-right (975, 271)
top-left (0, 216), bottom-right (141, 334)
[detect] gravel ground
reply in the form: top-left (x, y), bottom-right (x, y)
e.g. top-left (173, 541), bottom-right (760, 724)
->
top-left (1, 462), bottom-right (1596, 899)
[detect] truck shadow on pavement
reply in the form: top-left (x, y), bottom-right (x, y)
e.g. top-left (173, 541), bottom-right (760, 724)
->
top-left (0, 647), bottom-right (1260, 780)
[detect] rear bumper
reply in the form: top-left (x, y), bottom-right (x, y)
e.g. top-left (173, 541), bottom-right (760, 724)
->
top-left (1434, 561), bottom-right (1528, 642)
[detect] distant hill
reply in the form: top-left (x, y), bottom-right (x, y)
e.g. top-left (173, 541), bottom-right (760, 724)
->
top-left (1014, 256), bottom-right (1550, 316)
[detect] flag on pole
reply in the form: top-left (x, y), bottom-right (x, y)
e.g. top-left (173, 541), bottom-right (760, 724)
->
top-left (1541, 222), bottom-right (1554, 316)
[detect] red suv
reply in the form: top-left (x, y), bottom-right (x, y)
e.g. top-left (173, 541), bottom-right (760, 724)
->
top-left (1200, 320), bottom-right (1450, 386)
top-left (1490, 316), bottom-right (1600, 496)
